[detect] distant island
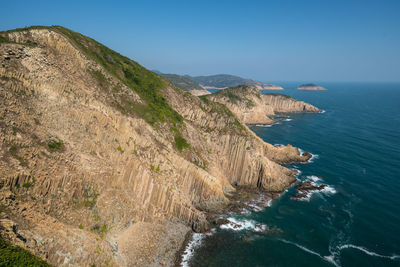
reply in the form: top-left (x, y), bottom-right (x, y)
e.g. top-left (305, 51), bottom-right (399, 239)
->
top-left (297, 83), bottom-right (327, 91)
top-left (155, 71), bottom-right (284, 94)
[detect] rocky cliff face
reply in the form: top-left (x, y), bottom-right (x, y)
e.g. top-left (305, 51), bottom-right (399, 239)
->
top-left (206, 85), bottom-right (321, 125)
top-left (0, 27), bottom-right (311, 266)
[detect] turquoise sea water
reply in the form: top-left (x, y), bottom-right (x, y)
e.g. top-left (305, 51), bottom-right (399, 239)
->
top-left (187, 83), bottom-right (400, 267)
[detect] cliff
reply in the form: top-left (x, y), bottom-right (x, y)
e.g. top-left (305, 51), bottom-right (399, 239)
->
top-left (297, 83), bottom-right (327, 91)
top-left (206, 85), bottom-right (321, 125)
top-left (0, 26), bottom-right (309, 266)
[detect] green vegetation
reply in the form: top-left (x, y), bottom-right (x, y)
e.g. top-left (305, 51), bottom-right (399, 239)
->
top-left (190, 74), bottom-right (260, 88)
top-left (174, 135), bottom-right (191, 152)
top-left (99, 224), bottom-right (108, 234)
top-left (22, 182), bottom-right (33, 188)
top-left (9, 145), bottom-right (17, 153)
top-left (79, 224), bottom-right (84, 229)
top-left (0, 35), bottom-right (8, 43)
top-left (74, 184), bottom-right (98, 209)
top-left (159, 73), bottom-right (203, 91)
top-left (264, 93), bottom-right (293, 99)
top-left (0, 238), bottom-right (51, 266)
top-left (199, 96), bottom-right (247, 135)
top-left (214, 89), bottom-right (242, 104)
top-left (47, 140), bottom-right (63, 152)
top-left (116, 145), bottom-right (123, 152)
top-left (0, 33), bottom-right (37, 47)
top-left (90, 69), bottom-right (108, 89)
top-left (49, 26), bottom-right (183, 126)
top-left (2, 25), bottom-right (184, 126)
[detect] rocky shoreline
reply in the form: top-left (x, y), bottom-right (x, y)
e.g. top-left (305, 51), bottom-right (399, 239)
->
top-left (176, 170), bottom-right (301, 266)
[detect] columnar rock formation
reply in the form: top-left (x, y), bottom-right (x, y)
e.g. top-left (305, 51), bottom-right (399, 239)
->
top-left (206, 85), bottom-right (321, 125)
top-left (0, 27), bottom-right (318, 266)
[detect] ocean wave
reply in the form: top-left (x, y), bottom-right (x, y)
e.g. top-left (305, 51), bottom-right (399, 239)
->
top-left (294, 169), bottom-right (302, 178)
top-left (339, 244), bottom-right (400, 260)
top-left (279, 239), bottom-right (400, 266)
top-left (283, 118), bottom-right (293, 121)
top-left (308, 153), bottom-right (319, 163)
top-left (219, 217), bottom-right (267, 232)
top-left (181, 233), bottom-right (206, 267)
top-left (307, 175), bottom-right (322, 182)
top-left (255, 124), bottom-right (272, 127)
top-left (279, 239), bottom-right (340, 267)
top-left (293, 175), bottom-right (337, 201)
top-left (321, 185), bottom-right (337, 194)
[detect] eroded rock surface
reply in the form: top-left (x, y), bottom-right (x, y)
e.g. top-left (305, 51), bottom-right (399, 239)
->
top-left (0, 26), bottom-right (315, 266)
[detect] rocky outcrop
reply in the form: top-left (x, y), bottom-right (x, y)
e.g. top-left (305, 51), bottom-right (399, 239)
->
top-left (206, 85), bottom-right (321, 126)
top-left (297, 83), bottom-right (327, 91)
top-left (0, 26), bottom-right (313, 266)
top-left (262, 94), bottom-right (321, 113)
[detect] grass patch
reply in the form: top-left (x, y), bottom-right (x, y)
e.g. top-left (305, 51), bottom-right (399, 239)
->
top-left (174, 135), bottom-right (190, 152)
top-left (2, 25), bottom-right (183, 127)
top-left (264, 93), bottom-right (293, 99)
top-left (9, 145), bottom-right (17, 153)
top-left (0, 238), bottom-right (51, 266)
top-left (116, 145), bottom-right (123, 152)
top-left (47, 140), bottom-right (63, 152)
top-left (51, 26), bottom-right (183, 126)
top-left (90, 70), bottom-right (108, 89)
top-left (22, 182), bottom-right (33, 188)
top-left (0, 35), bottom-right (8, 43)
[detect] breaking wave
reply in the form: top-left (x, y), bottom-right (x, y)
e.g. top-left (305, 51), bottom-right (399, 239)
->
top-left (279, 239), bottom-right (400, 266)
top-left (219, 217), bottom-right (267, 232)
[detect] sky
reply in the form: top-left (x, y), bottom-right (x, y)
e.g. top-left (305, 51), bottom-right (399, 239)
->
top-left (1, 0), bottom-right (400, 82)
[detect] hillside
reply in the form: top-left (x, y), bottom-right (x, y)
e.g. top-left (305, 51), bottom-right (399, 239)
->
top-left (158, 73), bottom-right (211, 96)
top-left (206, 85), bottom-right (321, 126)
top-left (190, 74), bottom-right (284, 90)
top-left (158, 73), bottom-right (203, 91)
top-left (0, 26), bottom-right (313, 266)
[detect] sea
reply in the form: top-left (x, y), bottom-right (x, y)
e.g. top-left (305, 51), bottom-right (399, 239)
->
top-left (182, 82), bottom-right (400, 267)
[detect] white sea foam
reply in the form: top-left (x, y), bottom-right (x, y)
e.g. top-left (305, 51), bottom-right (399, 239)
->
top-left (219, 217), bottom-right (267, 232)
top-left (255, 124), bottom-right (272, 127)
top-left (283, 118), bottom-right (293, 121)
top-left (274, 143), bottom-right (285, 148)
top-left (339, 244), bottom-right (400, 260)
top-left (321, 110), bottom-right (326, 113)
top-left (321, 185), bottom-right (337, 194)
top-left (293, 175), bottom-right (336, 201)
top-left (280, 239), bottom-right (400, 266)
top-left (279, 239), bottom-right (340, 267)
top-left (247, 202), bottom-right (263, 212)
top-left (181, 233), bottom-right (206, 267)
top-left (307, 175), bottom-right (322, 182)
top-left (308, 153), bottom-right (319, 163)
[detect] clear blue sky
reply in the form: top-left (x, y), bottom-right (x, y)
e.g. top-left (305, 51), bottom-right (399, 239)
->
top-left (1, 0), bottom-right (400, 82)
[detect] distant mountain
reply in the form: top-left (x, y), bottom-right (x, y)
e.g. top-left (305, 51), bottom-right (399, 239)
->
top-left (189, 74), bottom-right (283, 90)
top-left (158, 73), bottom-right (203, 91)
